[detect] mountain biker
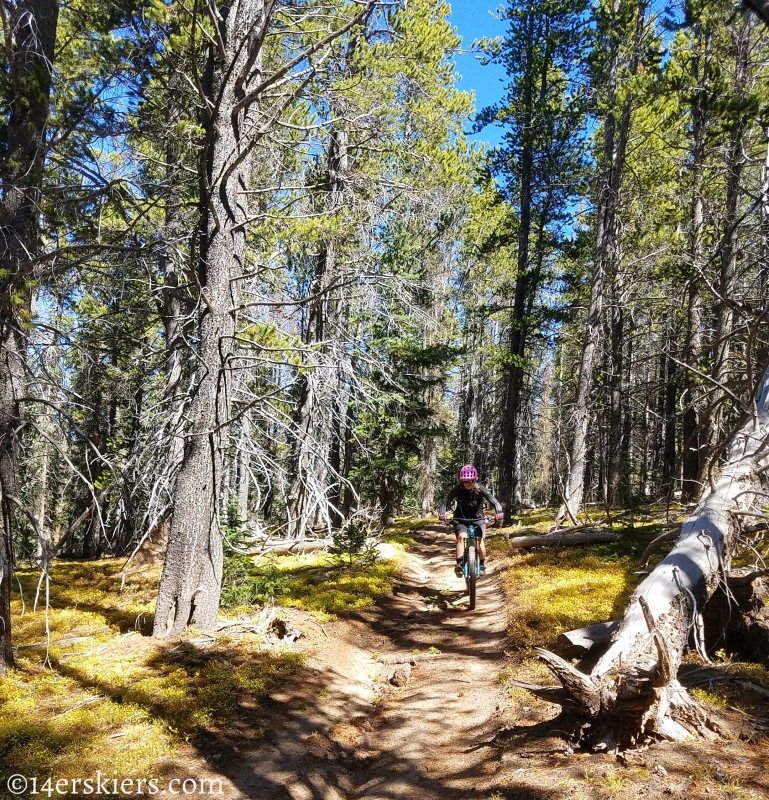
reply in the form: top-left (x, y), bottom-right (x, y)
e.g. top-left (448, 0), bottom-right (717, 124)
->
top-left (438, 465), bottom-right (503, 578)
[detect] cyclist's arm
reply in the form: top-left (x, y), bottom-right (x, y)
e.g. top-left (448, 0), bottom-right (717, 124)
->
top-left (477, 484), bottom-right (503, 515)
top-left (438, 484), bottom-right (459, 516)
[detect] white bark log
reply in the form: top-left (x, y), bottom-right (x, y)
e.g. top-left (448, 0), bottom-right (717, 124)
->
top-left (528, 365), bottom-right (769, 747)
top-left (504, 530), bottom-right (620, 549)
top-left (594, 368), bottom-right (769, 678)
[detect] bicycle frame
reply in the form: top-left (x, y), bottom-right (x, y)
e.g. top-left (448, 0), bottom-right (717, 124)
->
top-left (449, 516), bottom-right (488, 610)
top-left (462, 524), bottom-right (479, 579)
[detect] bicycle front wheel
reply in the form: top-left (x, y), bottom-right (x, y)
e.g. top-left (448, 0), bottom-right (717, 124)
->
top-left (466, 542), bottom-right (477, 610)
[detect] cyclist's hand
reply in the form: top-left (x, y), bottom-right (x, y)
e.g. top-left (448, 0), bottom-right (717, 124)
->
top-left (494, 513), bottom-right (504, 524)
top-left (438, 514), bottom-right (447, 522)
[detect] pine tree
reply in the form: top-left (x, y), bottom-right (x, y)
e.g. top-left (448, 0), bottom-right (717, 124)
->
top-left (477, 0), bottom-right (589, 518)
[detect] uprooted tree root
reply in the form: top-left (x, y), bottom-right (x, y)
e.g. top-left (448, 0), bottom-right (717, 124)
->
top-left (515, 647), bottom-right (728, 751)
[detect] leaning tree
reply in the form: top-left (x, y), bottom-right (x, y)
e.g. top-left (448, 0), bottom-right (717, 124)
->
top-left (521, 363), bottom-right (769, 749)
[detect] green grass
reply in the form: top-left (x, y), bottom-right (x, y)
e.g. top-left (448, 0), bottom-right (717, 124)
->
top-left (277, 559), bottom-right (401, 619)
top-left (386, 534), bottom-right (417, 548)
top-left (691, 687), bottom-right (729, 710)
top-left (223, 541), bottom-right (405, 620)
top-left (385, 516), bottom-right (432, 534)
top-left (497, 507), bottom-right (660, 650)
top-left (499, 547), bottom-right (642, 650)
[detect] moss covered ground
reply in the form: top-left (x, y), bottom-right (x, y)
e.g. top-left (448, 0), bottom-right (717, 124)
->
top-left (1, 541), bottom-right (405, 793)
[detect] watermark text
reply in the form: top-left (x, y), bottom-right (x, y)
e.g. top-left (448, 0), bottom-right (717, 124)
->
top-left (5, 773), bottom-right (224, 796)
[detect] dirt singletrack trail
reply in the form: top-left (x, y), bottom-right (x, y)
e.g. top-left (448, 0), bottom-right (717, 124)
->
top-left (211, 523), bottom-right (511, 799)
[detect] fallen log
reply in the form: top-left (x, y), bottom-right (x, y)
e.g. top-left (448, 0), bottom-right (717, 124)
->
top-left (504, 529), bottom-right (621, 549)
top-left (250, 539), bottom-right (332, 555)
top-left (521, 365), bottom-right (769, 750)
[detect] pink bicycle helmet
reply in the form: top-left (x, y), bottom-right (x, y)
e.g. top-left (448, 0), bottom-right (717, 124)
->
top-left (459, 464), bottom-right (478, 481)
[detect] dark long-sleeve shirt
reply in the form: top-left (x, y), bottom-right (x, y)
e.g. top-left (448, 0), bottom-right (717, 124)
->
top-left (439, 482), bottom-right (502, 521)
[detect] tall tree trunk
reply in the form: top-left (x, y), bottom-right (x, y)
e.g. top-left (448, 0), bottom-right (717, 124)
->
top-left (681, 21), bottom-right (712, 503)
top-left (33, 420), bottom-right (52, 561)
top-left (328, 385), bottom-right (345, 526)
top-left (556, 0), bottom-right (646, 524)
top-left (608, 267), bottom-right (627, 505)
top-left (418, 429), bottom-right (438, 516)
top-left (459, 325), bottom-right (483, 466)
top-left (31, 354), bottom-right (55, 562)
top-left (329, 335), bottom-right (357, 526)
top-left (700, 20), bottom-right (749, 484)
top-left (153, 0), bottom-right (262, 637)
top-left (498, 200), bottom-right (532, 520)
top-left (682, 281), bottom-right (703, 501)
top-left (498, 9), bottom-right (553, 520)
top-left (340, 384), bottom-right (357, 518)
top-left (620, 331), bottom-right (633, 496)
top-left (0, 0), bottom-right (59, 674)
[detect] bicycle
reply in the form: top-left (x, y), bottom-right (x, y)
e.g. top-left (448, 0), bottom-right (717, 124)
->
top-left (449, 516), bottom-right (491, 611)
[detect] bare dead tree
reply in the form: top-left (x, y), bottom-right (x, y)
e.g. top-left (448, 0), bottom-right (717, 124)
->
top-left (522, 362), bottom-right (769, 750)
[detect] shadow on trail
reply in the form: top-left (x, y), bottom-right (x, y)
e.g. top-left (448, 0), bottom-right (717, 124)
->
top-left (366, 605), bottom-right (506, 662)
top-left (206, 653), bottom-right (566, 800)
top-left (205, 522), bottom-right (521, 799)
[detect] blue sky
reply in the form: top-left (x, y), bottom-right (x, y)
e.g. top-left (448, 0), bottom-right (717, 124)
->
top-left (447, 0), bottom-right (509, 148)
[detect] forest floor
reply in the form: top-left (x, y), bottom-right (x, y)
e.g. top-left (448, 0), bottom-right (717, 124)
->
top-left (184, 521), bottom-right (769, 800)
top-left (4, 516), bottom-right (769, 799)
